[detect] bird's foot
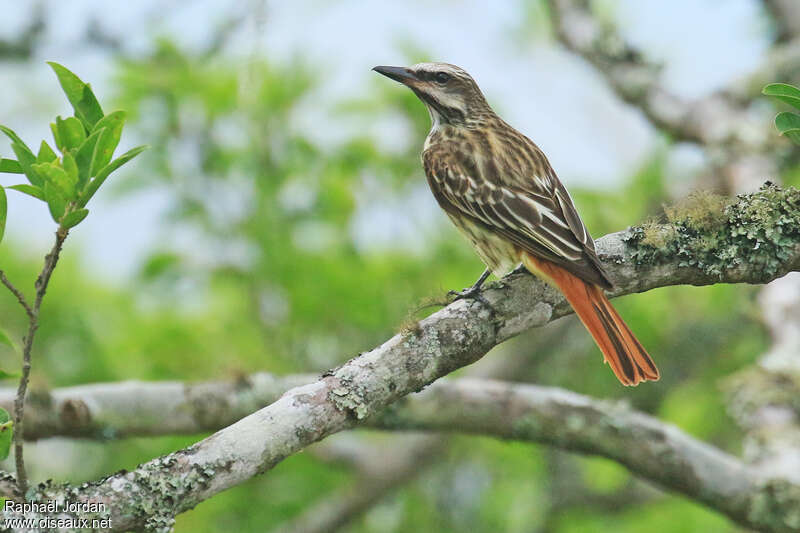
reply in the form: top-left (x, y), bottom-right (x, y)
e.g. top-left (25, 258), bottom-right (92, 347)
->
top-left (447, 269), bottom-right (494, 311)
top-left (447, 284), bottom-right (491, 309)
top-left (448, 284), bottom-right (480, 300)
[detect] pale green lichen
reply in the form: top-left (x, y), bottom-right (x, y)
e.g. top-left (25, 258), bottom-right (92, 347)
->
top-left (664, 190), bottom-right (732, 233)
top-left (638, 219), bottom-right (679, 249)
top-left (625, 183), bottom-right (800, 279)
top-left (328, 378), bottom-right (371, 420)
top-left (32, 452), bottom-right (236, 532)
top-left (119, 454), bottom-right (234, 531)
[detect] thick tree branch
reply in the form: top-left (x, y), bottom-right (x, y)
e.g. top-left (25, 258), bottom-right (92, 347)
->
top-left (373, 379), bottom-right (798, 532)
top-left (3, 184), bottom-right (800, 531)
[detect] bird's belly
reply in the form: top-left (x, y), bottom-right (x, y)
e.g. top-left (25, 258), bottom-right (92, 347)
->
top-left (447, 214), bottom-right (520, 277)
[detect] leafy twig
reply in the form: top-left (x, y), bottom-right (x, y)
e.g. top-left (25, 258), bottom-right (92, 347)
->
top-left (0, 62), bottom-right (145, 495)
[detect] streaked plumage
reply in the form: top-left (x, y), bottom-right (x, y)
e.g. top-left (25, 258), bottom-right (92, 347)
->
top-left (374, 62), bottom-right (659, 386)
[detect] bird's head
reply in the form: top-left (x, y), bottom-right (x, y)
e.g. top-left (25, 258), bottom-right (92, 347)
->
top-left (373, 62), bottom-right (492, 127)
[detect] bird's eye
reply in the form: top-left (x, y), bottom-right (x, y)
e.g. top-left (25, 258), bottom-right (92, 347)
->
top-left (434, 72), bottom-right (451, 84)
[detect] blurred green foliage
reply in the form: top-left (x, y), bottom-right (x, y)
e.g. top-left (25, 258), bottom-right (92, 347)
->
top-left (0, 36), bottom-right (767, 532)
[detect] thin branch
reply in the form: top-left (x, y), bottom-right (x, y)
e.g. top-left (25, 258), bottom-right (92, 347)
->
top-left (5, 184), bottom-right (800, 531)
top-left (762, 0), bottom-right (800, 44)
top-left (547, 0), bottom-right (786, 196)
top-left (547, 0), bottom-right (769, 151)
top-left (0, 271), bottom-right (33, 319)
top-left (12, 227), bottom-right (68, 495)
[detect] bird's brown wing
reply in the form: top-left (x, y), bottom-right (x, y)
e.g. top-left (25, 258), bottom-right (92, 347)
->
top-left (423, 147), bottom-right (612, 288)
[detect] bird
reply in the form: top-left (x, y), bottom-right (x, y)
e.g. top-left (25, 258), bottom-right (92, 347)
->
top-left (373, 62), bottom-right (659, 386)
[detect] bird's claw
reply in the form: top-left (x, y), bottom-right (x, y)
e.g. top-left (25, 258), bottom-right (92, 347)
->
top-left (448, 285), bottom-right (481, 300)
top-left (447, 285), bottom-right (491, 309)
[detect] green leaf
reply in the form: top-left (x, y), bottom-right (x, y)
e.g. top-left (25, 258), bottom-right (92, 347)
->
top-left (763, 83), bottom-right (800, 110)
top-left (32, 162), bottom-right (76, 200)
top-left (90, 111), bottom-right (126, 174)
top-left (0, 159), bottom-right (22, 174)
top-left (61, 208), bottom-right (89, 229)
top-left (775, 112), bottom-right (800, 144)
top-left (0, 126), bottom-right (42, 184)
top-left (0, 185), bottom-right (6, 245)
top-left (37, 140), bottom-right (57, 163)
top-left (780, 129), bottom-right (800, 144)
top-left (80, 145), bottom-right (147, 206)
top-left (0, 125), bottom-right (31, 151)
top-left (50, 122), bottom-right (61, 151)
top-left (55, 116), bottom-right (87, 152)
top-left (47, 62), bottom-right (104, 128)
top-left (0, 407), bottom-right (13, 461)
top-left (75, 128), bottom-right (103, 189)
top-left (44, 181), bottom-right (66, 222)
top-left (63, 152), bottom-right (79, 184)
top-left (8, 184), bottom-right (45, 201)
top-left (9, 143), bottom-right (42, 187)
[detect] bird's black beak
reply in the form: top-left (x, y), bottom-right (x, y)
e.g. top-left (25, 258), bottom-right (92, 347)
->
top-left (372, 65), bottom-right (418, 85)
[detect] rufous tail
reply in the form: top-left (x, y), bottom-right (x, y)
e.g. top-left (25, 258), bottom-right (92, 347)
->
top-left (522, 253), bottom-right (659, 386)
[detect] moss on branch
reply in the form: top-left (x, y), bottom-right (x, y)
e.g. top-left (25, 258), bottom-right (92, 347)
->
top-left (625, 183), bottom-right (800, 279)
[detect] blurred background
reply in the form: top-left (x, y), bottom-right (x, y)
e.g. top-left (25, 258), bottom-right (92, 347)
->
top-left (0, 1), bottom-right (794, 531)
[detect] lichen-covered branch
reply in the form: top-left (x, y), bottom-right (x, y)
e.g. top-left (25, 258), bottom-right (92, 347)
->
top-left (4, 184), bottom-right (800, 531)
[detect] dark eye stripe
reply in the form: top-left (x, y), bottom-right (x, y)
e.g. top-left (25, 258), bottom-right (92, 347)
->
top-left (435, 72), bottom-right (451, 83)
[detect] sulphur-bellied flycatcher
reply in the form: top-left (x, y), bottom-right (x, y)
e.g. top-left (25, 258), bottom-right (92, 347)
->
top-left (373, 62), bottom-right (659, 386)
